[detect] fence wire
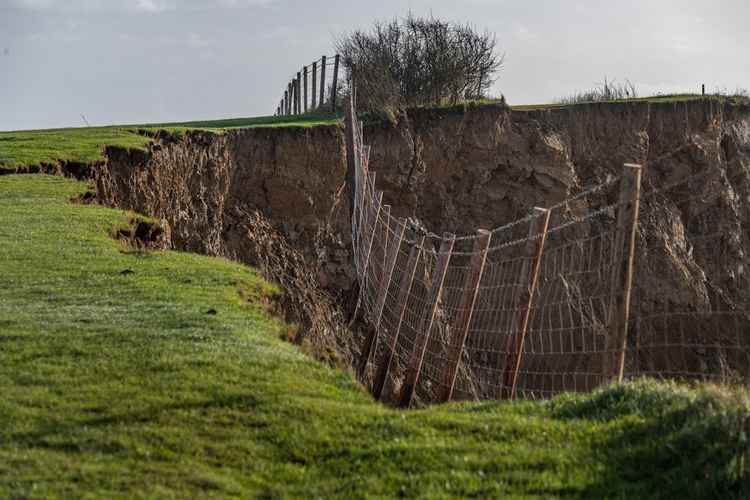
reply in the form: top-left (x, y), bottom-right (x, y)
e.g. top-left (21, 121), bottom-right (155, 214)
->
top-left (348, 97), bottom-right (750, 405)
top-left (275, 55), bottom-right (341, 116)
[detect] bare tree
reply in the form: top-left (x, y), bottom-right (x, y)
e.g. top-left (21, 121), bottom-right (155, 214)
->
top-left (337, 14), bottom-right (503, 113)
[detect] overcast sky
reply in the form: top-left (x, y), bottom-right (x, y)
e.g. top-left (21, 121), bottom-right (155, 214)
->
top-left (1, 0), bottom-right (748, 131)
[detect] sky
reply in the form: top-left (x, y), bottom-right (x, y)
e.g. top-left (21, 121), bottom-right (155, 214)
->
top-left (1, 0), bottom-right (748, 131)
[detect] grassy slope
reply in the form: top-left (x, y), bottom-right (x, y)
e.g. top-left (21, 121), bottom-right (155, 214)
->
top-left (1, 174), bottom-right (748, 499)
top-left (0, 113), bottom-right (341, 170)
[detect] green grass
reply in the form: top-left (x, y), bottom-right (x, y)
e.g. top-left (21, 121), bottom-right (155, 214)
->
top-left (512, 93), bottom-right (750, 110)
top-left (1, 174), bottom-right (749, 498)
top-left (0, 113), bottom-right (341, 171)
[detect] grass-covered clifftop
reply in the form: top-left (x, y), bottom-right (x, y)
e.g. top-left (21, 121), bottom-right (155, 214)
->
top-left (0, 113), bottom-right (340, 172)
top-left (0, 174), bottom-right (748, 498)
top-left (5, 94), bottom-right (745, 174)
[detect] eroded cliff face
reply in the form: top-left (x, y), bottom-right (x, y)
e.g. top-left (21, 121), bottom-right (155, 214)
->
top-left (92, 99), bottom-right (750, 370)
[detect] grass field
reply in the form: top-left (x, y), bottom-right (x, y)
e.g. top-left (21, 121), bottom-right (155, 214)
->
top-left (0, 112), bottom-right (341, 171)
top-left (0, 174), bottom-right (748, 498)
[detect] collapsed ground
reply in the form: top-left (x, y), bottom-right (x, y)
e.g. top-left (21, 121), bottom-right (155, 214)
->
top-left (2, 96), bottom-right (750, 497)
top-left (0, 173), bottom-right (748, 498)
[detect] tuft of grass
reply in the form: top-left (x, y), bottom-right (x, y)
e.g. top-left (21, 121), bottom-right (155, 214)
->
top-left (550, 379), bottom-right (750, 498)
top-left (1, 174), bottom-right (749, 498)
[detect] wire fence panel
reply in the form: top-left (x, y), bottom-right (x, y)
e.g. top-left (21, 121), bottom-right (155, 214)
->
top-left (344, 90), bottom-right (750, 406)
top-left (626, 166), bottom-right (750, 384)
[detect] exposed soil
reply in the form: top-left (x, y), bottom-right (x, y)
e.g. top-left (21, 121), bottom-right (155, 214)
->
top-left (79, 99), bottom-right (750, 376)
top-left (111, 216), bottom-right (169, 251)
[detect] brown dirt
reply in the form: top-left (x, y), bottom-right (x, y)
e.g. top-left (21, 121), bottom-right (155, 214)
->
top-left (84, 99), bottom-right (750, 377)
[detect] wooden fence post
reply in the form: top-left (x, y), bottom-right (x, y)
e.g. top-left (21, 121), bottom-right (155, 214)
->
top-left (303, 66), bottom-right (308, 113)
top-left (358, 212), bottom-right (403, 378)
top-left (297, 72), bottom-right (302, 114)
top-left (438, 229), bottom-right (491, 403)
top-left (290, 78), bottom-right (297, 115)
top-left (320, 56), bottom-right (327, 109)
top-left (331, 54), bottom-right (340, 113)
top-left (312, 61), bottom-right (318, 109)
top-left (289, 82), bottom-right (294, 115)
top-left (344, 89), bottom-right (357, 197)
top-left (372, 233), bottom-right (425, 400)
top-left (500, 207), bottom-right (551, 400)
top-left (603, 164), bottom-right (642, 383)
top-left (399, 233), bottom-right (456, 408)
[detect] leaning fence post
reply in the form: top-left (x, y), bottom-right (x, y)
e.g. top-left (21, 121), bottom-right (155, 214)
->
top-left (348, 190), bottom-right (384, 327)
top-left (331, 54), bottom-right (340, 113)
top-left (603, 164), bottom-right (642, 383)
top-left (399, 233), bottom-right (456, 408)
top-left (320, 56), bottom-right (327, 109)
top-left (500, 207), bottom-right (551, 400)
top-left (438, 229), bottom-right (491, 403)
top-left (358, 213), bottom-right (403, 378)
top-left (372, 233), bottom-right (425, 400)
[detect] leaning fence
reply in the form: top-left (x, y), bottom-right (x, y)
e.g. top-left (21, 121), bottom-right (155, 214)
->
top-left (346, 94), bottom-right (750, 407)
top-left (275, 55), bottom-right (342, 116)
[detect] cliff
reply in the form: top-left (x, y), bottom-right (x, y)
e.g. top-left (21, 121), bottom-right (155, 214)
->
top-left (90, 98), bottom-right (750, 376)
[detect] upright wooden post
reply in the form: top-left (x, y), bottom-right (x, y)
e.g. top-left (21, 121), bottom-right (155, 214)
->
top-left (331, 54), bottom-right (340, 113)
top-left (344, 92), bottom-right (357, 176)
top-left (312, 61), bottom-right (318, 109)
top-left (603, 164), bottom-right (642, 383)
top-left (296, 72), bottom-right (302, 114)
top-left (358, 212), bottom-right (403, 378)
top-left (320, 56), bottom-right (327, 109)
top-left (438, 229), bottom-right (491, 403)
top-left (500, 208), bottom-right (551, 400)
top-left (289, 82), bottom-right (294, 115)
top-left (303, 66), bottom-right (308, 113)
top-left (399, 234), bottom-right (456, 408)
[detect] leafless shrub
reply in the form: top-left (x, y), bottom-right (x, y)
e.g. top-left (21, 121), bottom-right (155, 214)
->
top-left (336, 13), bottom-right (504, 114)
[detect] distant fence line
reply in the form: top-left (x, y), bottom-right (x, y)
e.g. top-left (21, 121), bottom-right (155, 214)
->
top-left (345, 91), bottom-right (750, 407)
top-left (275, 55), bottom-right (342, 117)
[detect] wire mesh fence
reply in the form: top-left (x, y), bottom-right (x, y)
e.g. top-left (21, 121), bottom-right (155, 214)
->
top-left (346, 90), bottom-right (750, 407)
top-left (275, 55), bottom-right (342, 116)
